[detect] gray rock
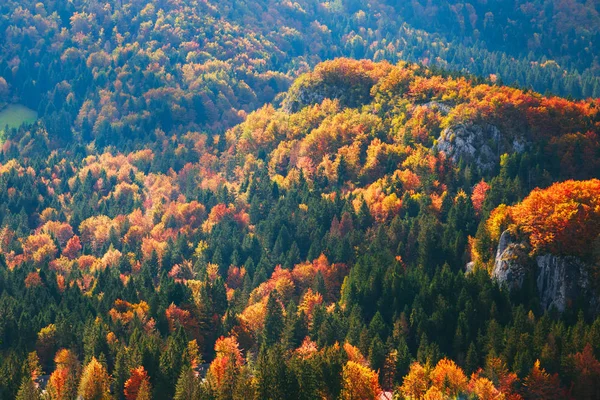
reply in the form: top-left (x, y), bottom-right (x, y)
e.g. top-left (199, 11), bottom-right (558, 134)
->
top-left (492, 230), bottom-right (528, 290)
top-left (284, 85), bottom-right (344, 113)
top-left (536, 254), bottom-right (591, 312)
top-left (423, 101), bottom-right (452, 115)
top-left (465, 261), bottom-right (476, 274)
top-left (436, 122), bottom-right (526, 172)
top-left (491, 230), bottom-right (596, 312)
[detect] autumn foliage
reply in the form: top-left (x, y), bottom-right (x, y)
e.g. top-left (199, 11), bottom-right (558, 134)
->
top-left (522, 360), bottom-right (566, 400)
top-left (1, 35), bottom-right (600, 400)
top-left (78, 357), bottom-right (111, 400)
top-left (399, 357), bottom-right (536, 399)
top-left (46, 349), bottom-right (80, 400)
top-left (486, 179), bottom-right (600, 257)
top-left (340, 361), bottom-right (381, 400)
top-left (124, 366), bottom-right (151, 400)
top-left (206, 336), bottom-right (244, 396)
top-left (472, 180), bottom-right (490, 214)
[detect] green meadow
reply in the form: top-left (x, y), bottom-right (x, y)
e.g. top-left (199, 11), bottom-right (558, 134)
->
top-left (0, 104), bottom-right (38, 139)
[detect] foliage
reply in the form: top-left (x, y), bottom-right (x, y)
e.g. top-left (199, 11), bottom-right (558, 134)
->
top-left (0, 52), bottom-right (599, 399)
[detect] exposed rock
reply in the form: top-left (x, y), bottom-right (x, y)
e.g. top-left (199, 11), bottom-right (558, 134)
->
top-left (282, 62), bottom-right (379, 113)
top-left (465, 261), bottom-right (476, 274)
top-left (491, 230), bottom-right (596, 312)
top-left (536, 254), bottom-right (591, 312)
top-left (283, 84), bottom-right (346, 113)
top-left (436, 122), bottom-right (527, 171)
top-left (423, 101), bottom-right (452, 115)
top-left (492, 230), bottom-right (529, 290)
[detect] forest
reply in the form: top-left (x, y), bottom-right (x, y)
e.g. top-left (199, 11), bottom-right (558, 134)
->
top-left (2, 0), bottom-right (600, 149)
top-left (1, 0), bottom-right (600, 400)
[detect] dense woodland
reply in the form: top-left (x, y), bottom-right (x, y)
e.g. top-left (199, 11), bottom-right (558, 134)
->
top-left (2, 0), bottom-right (600, 399)
top-left (1, 58), bottom-right (600, 399)
top-left (1, 0), bottom-right (600, 148)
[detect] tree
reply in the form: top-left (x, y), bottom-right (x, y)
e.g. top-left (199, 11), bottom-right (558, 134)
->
top-left (472, 180), bottom-right (490, 214)
top-left (507, 179), bottom-right (600, 257)
top-left (16, 352), bottom-right (42, 400)
top-left (468, 375), bottom-right (503, 400)
top-left (430, 358), bottom-right (467, 397)
top-left (124, 366), bottom-right (151, 400)
top-left (400, 362), bottom-right (430, 399)
top-left (174, 368), bottom-right (200, 400)
top-left (255, 345), bottom-right (297, 400)
top-left (135, 380), bottom-right (152, 400)
top-left (340, 361), bottom-right (381, 400)
top-left (63, 235), bottom-right (82, 259)
top-left (78, 357), bottom-right (112, 400)
top-left (46, 349), bottom-right (80, 400)
top-left (522, 360), bottom-right (565, 400)
top-left (569, 344), bottom-right (600, 399)
top-left (206, 336), bottom-right (244, 399)
top-left (16, 378), bottom-right (40, 400)
top-left (263, 291), bottom-right (284, 346)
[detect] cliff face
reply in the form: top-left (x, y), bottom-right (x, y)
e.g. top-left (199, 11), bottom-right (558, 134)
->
top-left (436, 122), bottom-right (527, 172)
top-left (492, 230), bottom-right (595, 312)
top-left (536, 254), bottom-right (591, 312)
top-left (492, 230), bottom-right (528, 290)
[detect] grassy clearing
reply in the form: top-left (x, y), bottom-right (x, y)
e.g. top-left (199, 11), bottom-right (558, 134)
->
top-left (0, 104), bottom-right (38, 140)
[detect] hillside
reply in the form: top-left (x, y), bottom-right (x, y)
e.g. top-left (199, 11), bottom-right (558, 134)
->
top-left (1, 0), bottom-right (600, 153)
top-left (1, 59), bottom-right (600, 399)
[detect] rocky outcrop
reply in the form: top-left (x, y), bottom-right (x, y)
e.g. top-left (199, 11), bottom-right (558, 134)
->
top-left (436, 122), bottom-right (527, 171)
top-left (282, 60), bottom-right (381, 113)
top-left (491, 230), bottom-right (595, 312)
top-left (423, 101), bottom-right (452, 115)
top-left (536, 254), bottom-right (591, 312)
top-left (492, 231), bottom-right (529, 290)
top-left (283, 84), bottom-right (345, 113)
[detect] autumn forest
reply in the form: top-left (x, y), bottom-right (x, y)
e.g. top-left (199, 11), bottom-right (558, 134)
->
top-left (1, 0), bottom-right (600, 399)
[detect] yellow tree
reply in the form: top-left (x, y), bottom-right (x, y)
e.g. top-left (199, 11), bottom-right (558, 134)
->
top-left (469, 375), bottom-right (505, 400)
top-left (340, 360), bottom-right (381, 400)
top-left (400, 362), bottom-right (430, 399)
top-left (430, 358), bottom-right (468, 397)
top-left (78, 357), bottom-right (112, 400)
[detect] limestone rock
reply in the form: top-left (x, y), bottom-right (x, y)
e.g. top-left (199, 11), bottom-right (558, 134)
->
top-left (436, 122), bottom-right (527, 171)
top-left (491, 230), bottom-right (528, 290)
top-left (536, 254), bottom-right (591, 312)
top-left (491, 230), bottom-right (596, 312)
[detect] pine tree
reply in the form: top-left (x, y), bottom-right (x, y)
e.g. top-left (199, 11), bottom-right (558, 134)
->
top-left (135, 380), bottom-right (152, 400)
top-left (174, 368), bottom-right (199, 400)
top-left (465, 343), bottom-right (479, 375)
top-left (263, 291), bottom-right (284, 347)
top-left (16, 352), bottom-right (42, 400)
top-left (16, 376), bottom-right (40, 400)
top-left (113, 347), bottom-right (129, 400)
top-left (255, 345), bottom-right (298, 400)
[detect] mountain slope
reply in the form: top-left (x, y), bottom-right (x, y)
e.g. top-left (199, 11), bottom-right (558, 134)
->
top-left (1, 0), bottom-right (600, 152)
top-left (1, 59), bottom-right (600, 398)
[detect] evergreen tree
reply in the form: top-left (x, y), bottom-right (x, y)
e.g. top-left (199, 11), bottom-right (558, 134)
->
top-left (263, 291), bottom-right (285, 347)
